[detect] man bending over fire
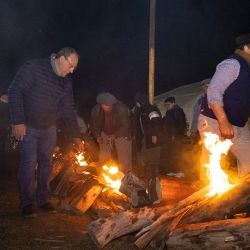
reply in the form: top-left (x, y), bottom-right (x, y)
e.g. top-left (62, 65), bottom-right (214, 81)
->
top-left (8, 47), bottom-right (84, 217)
top-left (198, 33), bottom-right (250, 182)
top-left (90, 92), bottom-right (132, 174)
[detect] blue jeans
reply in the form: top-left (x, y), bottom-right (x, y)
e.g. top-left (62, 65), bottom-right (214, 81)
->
top-left (18, 126), bottom-right (56, 208)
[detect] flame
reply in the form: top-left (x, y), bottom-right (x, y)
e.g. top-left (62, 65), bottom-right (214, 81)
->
top-left (75, 152), bottom-right (88, 166)
top-left (82, 171), bottom-right (90, 175)
top-left (203, 132), bottom-right (235, 197)
top-left (102, 164), bottom-right (123, 191)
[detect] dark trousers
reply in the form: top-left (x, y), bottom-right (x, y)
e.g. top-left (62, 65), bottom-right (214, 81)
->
top-left (18, 126), bottom-right (56, 208)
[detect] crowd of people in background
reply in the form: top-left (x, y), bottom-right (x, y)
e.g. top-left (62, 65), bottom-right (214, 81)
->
top-left (0, 33), bottom-right (250, 216)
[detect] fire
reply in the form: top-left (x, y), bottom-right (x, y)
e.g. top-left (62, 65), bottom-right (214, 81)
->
top-left (74, 152), bottom-right (123, 192)
top-left (203, 132), bottom-right (235, 197)
top-left (75, 152), bottom-right (88, 166)
top-left (102, 164), bottom-right (124, 191)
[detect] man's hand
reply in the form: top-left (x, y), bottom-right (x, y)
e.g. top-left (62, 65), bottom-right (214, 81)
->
top-left (12, 124), bottom-right (26, 141)
top-left (209, 103), bottom-right (234, 139)
top-left (96, 136), bottom-right (103, 144)
top-left (107, 135), bottom-right (115, 148)
top-left (152, 135), bottom-right (157, 145)
top-left (73, 138), bottom-right (84, 152)
top-left (218, 119), bottom-right (234, 139)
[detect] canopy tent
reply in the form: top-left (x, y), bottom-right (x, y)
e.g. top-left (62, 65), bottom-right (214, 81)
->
top-left (154, 81), bottom-right (203, 132)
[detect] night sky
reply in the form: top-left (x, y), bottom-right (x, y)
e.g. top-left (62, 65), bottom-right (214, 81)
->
top-left (0, 0), bottom-right (249, 119)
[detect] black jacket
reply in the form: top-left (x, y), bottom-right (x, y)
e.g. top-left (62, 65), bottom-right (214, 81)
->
top-left (162, 105), bottom-right (187, 140)
top-left (8, 58), bottom-right (80, 138)
top-left (133, 104), bottom-right (162, 150)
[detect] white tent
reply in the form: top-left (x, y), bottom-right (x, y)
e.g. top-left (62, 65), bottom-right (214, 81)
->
top-left (154, 81), bottom-right (203, 131)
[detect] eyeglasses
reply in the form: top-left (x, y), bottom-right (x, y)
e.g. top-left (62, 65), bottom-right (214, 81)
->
top-left (65, 57), bottom-right (77, 71)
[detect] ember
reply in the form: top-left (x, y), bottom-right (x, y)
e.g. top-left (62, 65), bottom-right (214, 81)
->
top-left (203, 132), bottom-right (236, 197)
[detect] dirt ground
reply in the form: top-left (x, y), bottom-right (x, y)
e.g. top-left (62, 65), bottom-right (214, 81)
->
top-left (0, 152), bottom-right (196, 250)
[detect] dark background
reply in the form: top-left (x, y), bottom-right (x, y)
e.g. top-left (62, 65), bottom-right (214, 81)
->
top-left (0, 0), bottom-right (249, 120)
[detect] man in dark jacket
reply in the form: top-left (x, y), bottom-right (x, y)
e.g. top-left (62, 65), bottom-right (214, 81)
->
top-left (8, 47), bottom-right (84, 217)
top-left (90, 92), bottom-right (132, 174)
top-left (161, 96), bottom-right (187, 174)
top-left (132, 92), bottom-right (162, 204)
top-left (199, 33), bottom-right (250, 182)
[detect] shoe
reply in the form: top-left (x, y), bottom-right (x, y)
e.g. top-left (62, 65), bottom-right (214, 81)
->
top-left (21, 204), bottom-right (37, 218)
top-left (39, 202), bottom-right (56, 213)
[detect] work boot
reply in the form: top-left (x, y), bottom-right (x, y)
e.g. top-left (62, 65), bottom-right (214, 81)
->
top-left (21, 204), bottom-right (37, 218)
top-left (39, 202), bottom-right (56, 213)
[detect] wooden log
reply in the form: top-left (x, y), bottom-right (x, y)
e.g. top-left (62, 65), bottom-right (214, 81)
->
top-left (167, 218), bottom-right (250, 250)
top-left (180, 174), bottom-right (250, 225)
top-left (70, 178), bottom-right (104, 214)
top-left (91, 198), bottom-right (119, 219)
top-left (91, 188), bottom-right (131, 218)
top-left (99, 188), bottom-right (131, 210)
top-left (134, 185), bottom-right (209, 248)
top-left (87, 205), bottom-right (170, 248)
top-left (87, 183), bottom-right (208, 248)
top-left (135, 174), bottom-right (250, 249)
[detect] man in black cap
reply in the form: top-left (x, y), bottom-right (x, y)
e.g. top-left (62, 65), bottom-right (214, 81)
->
top-left (89, 92), bottom-right (132, 174)
top-left (199, 33), bottom-right (250, 183)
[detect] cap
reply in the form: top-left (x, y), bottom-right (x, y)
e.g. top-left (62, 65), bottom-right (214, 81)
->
top-left (96, 92), bottom-right (117, 105)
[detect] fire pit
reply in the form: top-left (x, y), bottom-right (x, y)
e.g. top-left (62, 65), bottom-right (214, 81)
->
top-left (50, 148), bottom-right (130, 217)
top-left (87, 132), bottom-right (250, 249)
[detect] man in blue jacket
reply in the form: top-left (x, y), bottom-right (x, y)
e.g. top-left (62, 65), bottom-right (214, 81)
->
top-left (8, 47), bottom-right (84, 217)
top-left (199, 34), bottom-right (250, 183)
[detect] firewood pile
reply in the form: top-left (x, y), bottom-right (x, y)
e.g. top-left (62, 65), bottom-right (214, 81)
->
top-left (88, 175), bottom-right (250, 249)
top-left (50, 147), bottom-right (195, 220)
top-left (50, 148), bottom-right (131, 218)
top-left (50, 131), bottom-right (250, 249)
top-left (87, 133), bottom-right (250, 249)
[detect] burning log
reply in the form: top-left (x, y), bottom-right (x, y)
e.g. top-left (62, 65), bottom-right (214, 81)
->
top-left (69, 178), bottom-right (104, 214)
top-left (100, 188), bottom-right (131, 210)
top-left (91, 188), bottom-right (131, 218)
top-left (167, 218), bottom-right (250, 249)
top-left (91, 198), bottom-right (118, 218)
top-left (134, 174), bottom-right (250, 249)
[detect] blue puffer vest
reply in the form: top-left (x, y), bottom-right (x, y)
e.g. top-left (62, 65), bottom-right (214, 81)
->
top-left (201, 54), bottom-right (250, 127)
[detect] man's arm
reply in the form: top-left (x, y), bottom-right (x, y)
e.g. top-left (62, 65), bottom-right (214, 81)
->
top-left (208, 103), bottom-right (234, 139)
top-left (8, 62), bottom-right (35, 140)
top-left (61, 80), bottom-right (83, 151)
top-left (207, 59), bottom-right (240, 139)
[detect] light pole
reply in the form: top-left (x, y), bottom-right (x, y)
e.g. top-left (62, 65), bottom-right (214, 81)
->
top-left (148, 0), bottom-right (156, 104)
